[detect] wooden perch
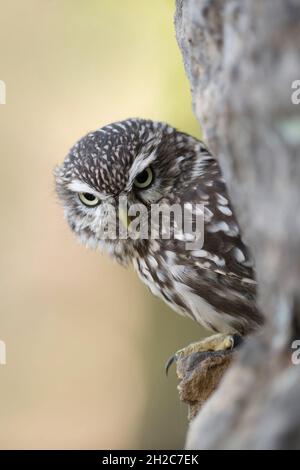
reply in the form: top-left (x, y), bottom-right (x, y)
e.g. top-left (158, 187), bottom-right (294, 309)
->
top-left (176, 349), bottom-right (235, 420)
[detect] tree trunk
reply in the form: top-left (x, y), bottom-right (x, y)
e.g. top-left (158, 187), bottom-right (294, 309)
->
top-left (175, 0), bottom-right (300, 449)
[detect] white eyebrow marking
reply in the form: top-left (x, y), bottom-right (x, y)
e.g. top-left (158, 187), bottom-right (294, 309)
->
top-left (126, 147), bottom-right (158, 191)
top-left (125, 134), bottom-right (163, 191)
top-left (68, 179), bottom-right (107, 199)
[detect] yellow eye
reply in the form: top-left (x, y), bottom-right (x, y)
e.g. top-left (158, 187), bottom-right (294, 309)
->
top-left (78, 192), bottom-right (101, 207)
top-left (133, 167), bottom-right (153, 189)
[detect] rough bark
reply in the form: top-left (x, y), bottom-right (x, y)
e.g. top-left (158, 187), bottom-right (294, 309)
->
top-left (176, 349), bottom-right (235, 420)
top-left (175, 0), bottom-right (300, 449)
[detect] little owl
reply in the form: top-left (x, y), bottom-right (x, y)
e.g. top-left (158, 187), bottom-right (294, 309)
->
top-left (55, 119), bottom-right (263, 364)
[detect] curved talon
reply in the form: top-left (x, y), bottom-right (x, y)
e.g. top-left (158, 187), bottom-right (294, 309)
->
top-left (165, 353), bottom-right (177, 376)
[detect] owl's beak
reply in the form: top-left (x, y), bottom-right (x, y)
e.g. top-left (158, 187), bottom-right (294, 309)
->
top-left (118, 207), bottom-right (130, 230)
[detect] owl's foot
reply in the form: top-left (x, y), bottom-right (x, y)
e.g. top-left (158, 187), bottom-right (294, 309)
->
top-left (165, 333), bottom-right (242, 375)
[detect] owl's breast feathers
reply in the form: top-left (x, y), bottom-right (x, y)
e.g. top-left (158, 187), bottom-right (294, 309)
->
top-left (133, 157), bottom-right (263, 336)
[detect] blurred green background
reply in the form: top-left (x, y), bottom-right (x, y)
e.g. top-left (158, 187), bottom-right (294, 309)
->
top-left (0, 0), bottom-right (206, 449)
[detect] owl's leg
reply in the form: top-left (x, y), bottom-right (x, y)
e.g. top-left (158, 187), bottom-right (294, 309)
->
top-left (165, 333), bottom-right (242, 375)
top-left (177, 333), bottom-right (241, 356)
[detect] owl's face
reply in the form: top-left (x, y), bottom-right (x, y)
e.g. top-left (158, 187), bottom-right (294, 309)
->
top-left (55, 119), bottom-right (201, 263)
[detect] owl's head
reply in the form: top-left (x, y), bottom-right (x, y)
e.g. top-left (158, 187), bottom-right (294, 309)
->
top-left (55, 118), bottom-right (201, 263)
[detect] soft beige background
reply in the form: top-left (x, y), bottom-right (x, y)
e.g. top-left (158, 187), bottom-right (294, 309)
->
top-left (0, 0), bottom-right (206, 449)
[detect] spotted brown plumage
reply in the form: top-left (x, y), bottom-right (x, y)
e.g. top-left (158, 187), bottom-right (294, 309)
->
top-left (55, 118), bottom-right (263, 336)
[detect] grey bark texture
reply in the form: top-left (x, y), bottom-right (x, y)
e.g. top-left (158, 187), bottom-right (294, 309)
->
top-left (175, 0), bottom-right (300, 449)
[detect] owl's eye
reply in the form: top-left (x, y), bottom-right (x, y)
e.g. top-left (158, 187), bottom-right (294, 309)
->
top-left (78, 192), bottom-right (101, 207)
top-left (133, 167), bottom-right (153, 189)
